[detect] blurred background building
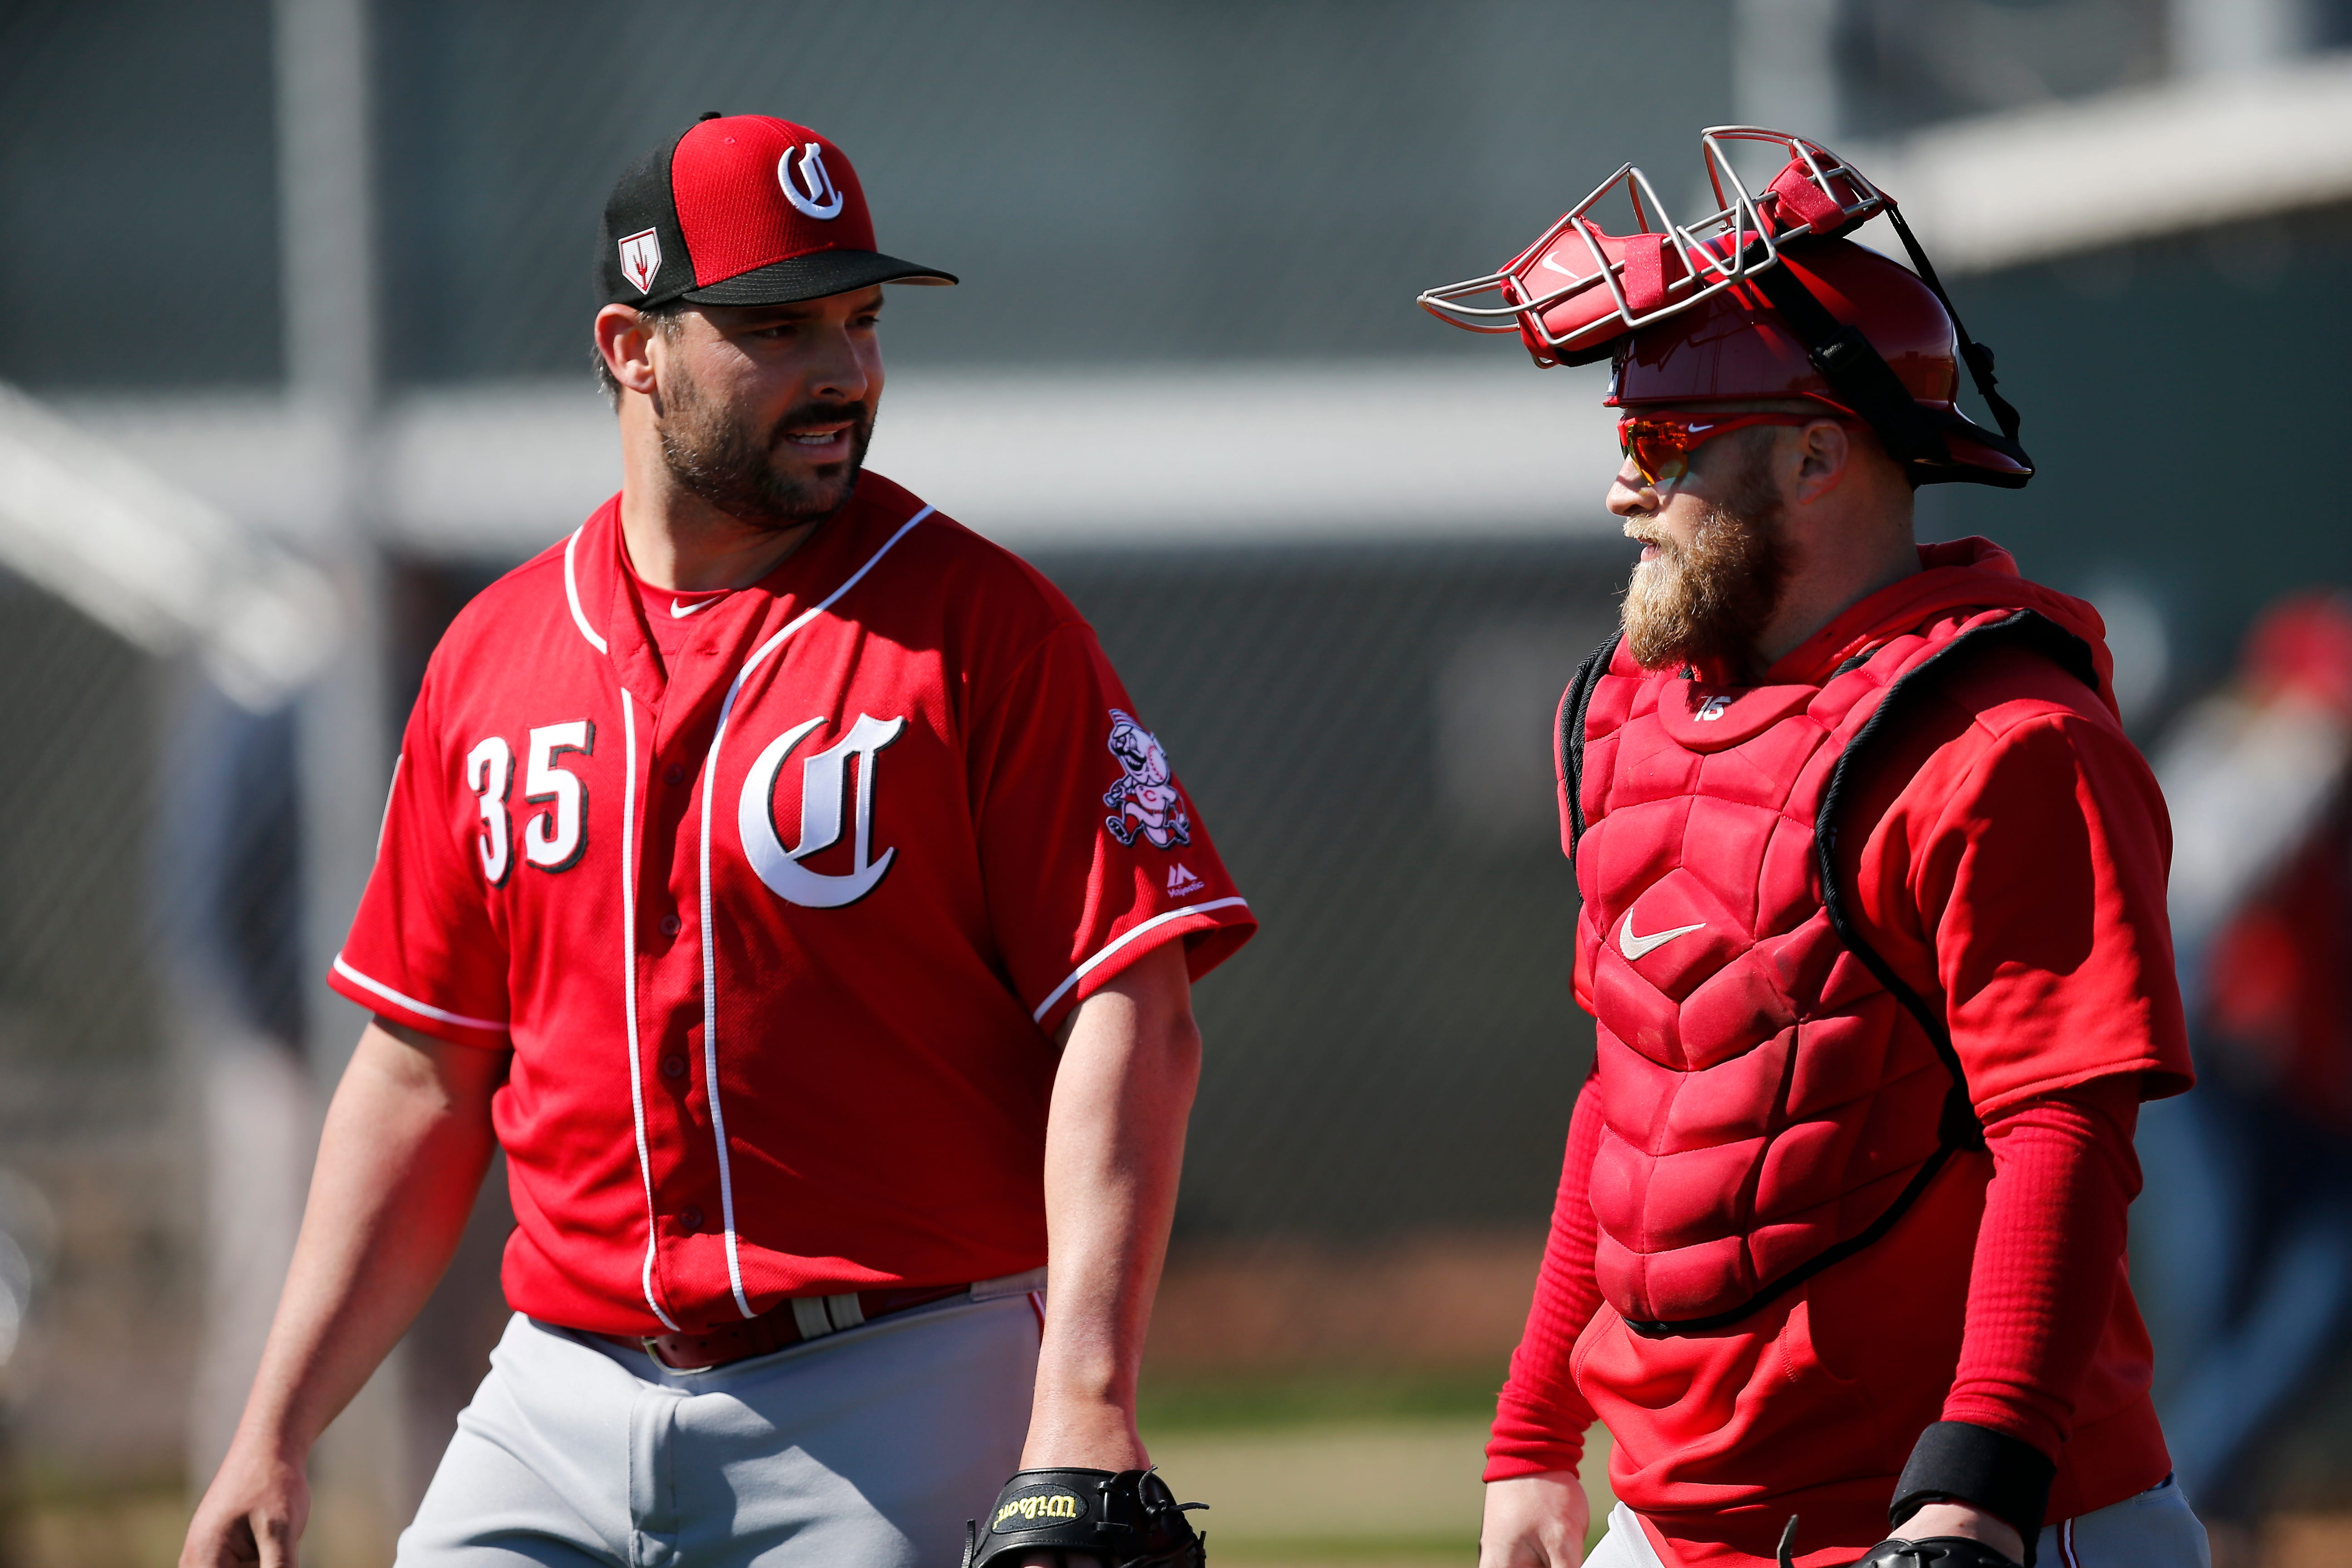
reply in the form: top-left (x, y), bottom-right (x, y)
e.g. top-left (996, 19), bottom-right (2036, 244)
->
top-left (0, 1), bottom-right (2349, 1563)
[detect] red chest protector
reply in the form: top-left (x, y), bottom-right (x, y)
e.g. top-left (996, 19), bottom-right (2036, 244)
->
top-left (1560, 607), bottom-right (2096, 1335)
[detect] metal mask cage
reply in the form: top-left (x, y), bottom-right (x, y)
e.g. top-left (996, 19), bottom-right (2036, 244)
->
top-left (1416, 127), bottom-right (1889, 365)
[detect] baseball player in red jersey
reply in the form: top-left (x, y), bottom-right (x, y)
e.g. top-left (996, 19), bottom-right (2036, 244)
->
top-left (1420, 132), bottom-right (2207, 1568)
top-left (181, 114), bottom-right (1250, 1568)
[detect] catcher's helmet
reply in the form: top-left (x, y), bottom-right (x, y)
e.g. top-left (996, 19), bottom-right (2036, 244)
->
top-left (1612, 237), bottom-right (2032, 487)
top-left (1418, 127), bottom-right (2033, 489)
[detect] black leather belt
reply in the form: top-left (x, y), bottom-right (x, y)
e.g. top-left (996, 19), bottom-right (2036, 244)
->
top-left (607, 1282), bottom-right (971, 1370)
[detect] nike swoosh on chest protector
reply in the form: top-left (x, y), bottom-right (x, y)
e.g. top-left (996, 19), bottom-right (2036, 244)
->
top-left (1619, 913), bottom-right (1706, 960)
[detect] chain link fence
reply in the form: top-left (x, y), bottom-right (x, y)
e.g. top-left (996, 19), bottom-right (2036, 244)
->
top-left (0, 573), bottom-right (183, 1551)
top-left (1045, 542), bottom-right (1620, 1239)
top-left (395, 534), bottom-right (1631, 1245)
top-left (7, 1), bottom-right (2352, 1561)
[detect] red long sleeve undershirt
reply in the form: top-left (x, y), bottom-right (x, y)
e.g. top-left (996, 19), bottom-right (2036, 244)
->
top-left (1489, 1077), bottom-right (1607, 1478)
top-left (1485, 1073), bottom-right (2144, 1480)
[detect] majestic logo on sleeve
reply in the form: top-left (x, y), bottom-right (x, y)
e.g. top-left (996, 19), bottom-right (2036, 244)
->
top-left (778, 142), bottom-right (845, 220)
top-left (738, 714), bottom-right (904, 908)
top-left (1102, 709), bottom-right (1191, 849)
top-left (617, 227), bottom-right (662, 294)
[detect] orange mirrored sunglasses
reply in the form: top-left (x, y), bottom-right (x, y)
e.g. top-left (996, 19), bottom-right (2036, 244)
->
top-left (1617, 411), bottom-right (1844, 486)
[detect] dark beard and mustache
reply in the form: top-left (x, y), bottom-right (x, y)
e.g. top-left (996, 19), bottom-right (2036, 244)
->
top-left (656, 367), bottom-right (873, 534)
top-left (1619, 438), bottom-right (1791, 673)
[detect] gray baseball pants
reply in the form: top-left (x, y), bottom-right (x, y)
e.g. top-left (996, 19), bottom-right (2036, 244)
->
top-left (396, 1284), bottom-right (1044, 1568)
top-left (1585, 1475), bottom-right (2210, 1567)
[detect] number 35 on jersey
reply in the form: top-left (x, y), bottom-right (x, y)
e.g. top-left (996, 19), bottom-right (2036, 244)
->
top-left (463, 714), bottom-right (905, 909)
top-left (466, 722), bottom-right (593, 884)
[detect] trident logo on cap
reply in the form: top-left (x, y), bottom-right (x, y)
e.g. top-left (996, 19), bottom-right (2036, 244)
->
top-left (778, 142), bottom-right (844, 220)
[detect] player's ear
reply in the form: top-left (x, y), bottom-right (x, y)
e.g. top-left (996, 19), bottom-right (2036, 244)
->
top-left (1789, 419), bottom-right (1852, 504)
top-left (595, 304), bottom-right (661, 401)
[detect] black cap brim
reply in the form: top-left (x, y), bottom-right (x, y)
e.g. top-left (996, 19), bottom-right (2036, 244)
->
top-left (680, 250), bottom-right (957, 306)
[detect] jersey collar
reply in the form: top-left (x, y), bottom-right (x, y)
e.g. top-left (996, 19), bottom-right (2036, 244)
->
top-left (564, 477), bottom-right (932, 709)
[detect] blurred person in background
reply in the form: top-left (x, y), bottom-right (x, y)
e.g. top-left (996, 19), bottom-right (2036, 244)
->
top-left (1421, 133), bottom-right (2203, 1568)
top-left (2140, 592), bottom-right (2352, 1531)
top-left (179, 113), bottom-right (1250, 1568)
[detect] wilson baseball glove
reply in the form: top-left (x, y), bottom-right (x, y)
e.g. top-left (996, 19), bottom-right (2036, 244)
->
top-left (1781, 1517), bottom-right (2021, 1568)
top-left (1839, 1540), bottom-right (2022, 1568)
top-left (961, 1467), bottom-right (1205, 1568)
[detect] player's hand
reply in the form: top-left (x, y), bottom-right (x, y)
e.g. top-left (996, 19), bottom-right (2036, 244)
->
top-left (179, 1440), bottom-right (309, 1568)
top-left (968, 1466), bottom-right (1200, 1568)
top-left (1479, 1470), bottom-right (1591, 1568)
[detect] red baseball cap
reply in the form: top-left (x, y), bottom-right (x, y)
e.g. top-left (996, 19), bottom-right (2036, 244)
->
top-left (599, 113), bottom-right (956, 308)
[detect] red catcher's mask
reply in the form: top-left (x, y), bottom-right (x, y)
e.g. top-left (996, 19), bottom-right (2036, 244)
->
top-left (1418, 127), bottom-right (2034, 490)
top-left (1610, 237), bottom-right (2031, 488)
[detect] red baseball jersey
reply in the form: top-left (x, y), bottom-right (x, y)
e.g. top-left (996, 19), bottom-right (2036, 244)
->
top-left (1489, 543), bottom-right (2191, 1565)
top-left (331, 474), bottom-right (1255, 1335)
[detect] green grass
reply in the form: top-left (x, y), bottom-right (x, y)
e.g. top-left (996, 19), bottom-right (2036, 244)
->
top-left (1137, 1365), bottom-right (1506, 1435)
top-left (1136, 1367), bottom-right (1615, 1565)
top-left (1207, 1533), bottom-right (1480, 1562)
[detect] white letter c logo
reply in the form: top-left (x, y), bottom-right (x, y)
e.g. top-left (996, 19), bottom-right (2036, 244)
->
top-left (778, 142), bottom-right (845, 220)
top-left (738, 714), bottom-right (903, 908)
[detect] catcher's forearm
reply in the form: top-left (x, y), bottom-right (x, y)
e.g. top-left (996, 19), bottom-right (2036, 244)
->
top-left (1029, 940), bottom-right (1200, 1466)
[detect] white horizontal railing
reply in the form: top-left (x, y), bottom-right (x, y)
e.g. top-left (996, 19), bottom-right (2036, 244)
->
top-left (49, 54), bottom-right (2352, 564)
top-left (1853, 51), bottom-right (2352, 274)
top-left (65, 359), bottom-right (1627, 559)
top-left (0, 381), bottom-right (338, 708)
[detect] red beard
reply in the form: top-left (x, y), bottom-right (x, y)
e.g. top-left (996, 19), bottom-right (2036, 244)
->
top-left (1620, 443), bottom-right (1789, 674)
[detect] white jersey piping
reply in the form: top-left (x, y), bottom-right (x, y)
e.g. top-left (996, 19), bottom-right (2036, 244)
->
top-left (331, 954), bottom-right (509, 1033)
top-left (1030, 896), bottom-right (1251, 1023)
top-left (694, 505), bottom-right (935, 1318)
top-left (564, 525), bottom-right (610, 655)
top-left (618, 691), bottom-right (681, 1331)
top-left (376, 753), bottom-right (402, 862)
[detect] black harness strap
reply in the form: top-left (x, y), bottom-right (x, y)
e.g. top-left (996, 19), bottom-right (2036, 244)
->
top-left (1620, 1143), bottom-right (1963, 1337)
top-left (1740, 233), bottom-right (2034, 487)
top-left (1608, 610), bottom-right (2101, 1338)
top-left (1882, 206), bottom-right (2025, 451)
top-left (1748, 253), bottom-right (1945, 460)
top-left (1815, 610), bottom-right (2098, 1157)
top-left (1558, 631), bottom-right (1622, 871)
